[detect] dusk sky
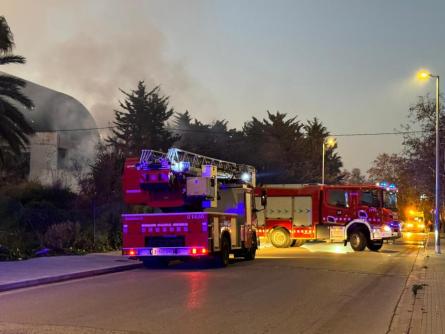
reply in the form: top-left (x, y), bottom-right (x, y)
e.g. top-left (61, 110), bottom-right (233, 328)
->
top-left (3, 0), bottom-right (445, 173)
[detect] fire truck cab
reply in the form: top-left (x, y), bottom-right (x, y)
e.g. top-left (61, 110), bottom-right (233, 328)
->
top-left (255, 183), bottom-right (401, 251)
top-left (121, 148), bottom-right (258, 267)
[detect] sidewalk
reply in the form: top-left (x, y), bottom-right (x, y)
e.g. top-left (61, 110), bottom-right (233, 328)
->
top-left (389, 233), bottom-right (445, 334)
top-left (0, 251), bottom-right (141, 292)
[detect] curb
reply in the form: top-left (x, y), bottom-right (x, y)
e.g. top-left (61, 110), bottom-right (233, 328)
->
top-left (0, 262), bottom-right (143, 293)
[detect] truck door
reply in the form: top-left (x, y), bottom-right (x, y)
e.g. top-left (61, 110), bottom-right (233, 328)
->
top-left (357, 189), bottom-right (382, 223)
top-left (323, 189), bottom-right (351, 225)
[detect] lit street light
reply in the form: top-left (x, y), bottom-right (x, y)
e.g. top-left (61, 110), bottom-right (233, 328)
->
top-left (322, 136), bottom-right (336, 185)
top-left (417, 69), bottom-right (441, 254)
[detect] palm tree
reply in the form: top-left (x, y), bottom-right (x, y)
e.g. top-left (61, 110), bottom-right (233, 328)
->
top-left (0, 16), bottom-right (34, 162)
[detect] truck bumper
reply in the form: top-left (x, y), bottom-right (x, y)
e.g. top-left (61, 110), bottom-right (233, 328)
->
top-left (122, 247), bottom-right (208, 257)
top-left (371, 230), bottom-right (401, 240)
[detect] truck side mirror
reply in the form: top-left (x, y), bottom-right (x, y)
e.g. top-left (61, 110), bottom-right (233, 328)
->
top-left (261, 191), bottom-right (267, 207)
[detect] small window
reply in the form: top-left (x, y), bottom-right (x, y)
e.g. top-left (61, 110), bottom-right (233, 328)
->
top-left (360, 190), bottom-right (380, 207)
top-left (327, 190), bottom-right (349, 207)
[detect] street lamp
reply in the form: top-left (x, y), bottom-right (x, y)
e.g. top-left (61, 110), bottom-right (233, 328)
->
top-left (322, 136), bottom-right (336, 185)
top-left (417, 69), bottom-right (441, 254)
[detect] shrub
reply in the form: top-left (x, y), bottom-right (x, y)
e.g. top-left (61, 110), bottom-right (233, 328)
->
top-left (43, 221), bottom-right (80, 251)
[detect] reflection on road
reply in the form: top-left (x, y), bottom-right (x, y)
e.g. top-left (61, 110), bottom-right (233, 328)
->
top-left (302, 243), bottom-right (354, 254)
top-left (183, 271), bottom-right (209, 310)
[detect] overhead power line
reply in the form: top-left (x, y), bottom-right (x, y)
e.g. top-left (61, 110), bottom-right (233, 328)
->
top-left (37, 125), bottom-right (429, 137)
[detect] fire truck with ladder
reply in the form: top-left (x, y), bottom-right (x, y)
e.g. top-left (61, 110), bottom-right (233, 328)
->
top-left (255, 183), bottom-right (402, 251)
top-left (121, 148), bottom-right (258, 267)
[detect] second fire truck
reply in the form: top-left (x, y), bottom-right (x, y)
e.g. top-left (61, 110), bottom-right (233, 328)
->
top-left (256, 183), bottom-right (401, 251)
top-left (121, 148), bottom-right (258, 267)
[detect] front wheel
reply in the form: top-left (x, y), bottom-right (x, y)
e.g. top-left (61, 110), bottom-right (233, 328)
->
top-left (270, 228), bottom-right (291, 248)
top-left (349, 231), bottom-right (367, 251)
top-left (367, 240), bottom-right (383, 251)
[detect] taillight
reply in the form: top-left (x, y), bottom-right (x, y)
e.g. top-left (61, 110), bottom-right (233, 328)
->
top-left (190, 248), bottom-right (206, 256)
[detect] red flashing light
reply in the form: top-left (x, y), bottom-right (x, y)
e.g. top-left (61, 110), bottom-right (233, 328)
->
top-left (191, 248), bottom-right (197, 255)
top-left (201, 248), bottom-right (207, 254)
top-left (129, 249), bottom-right (136, 256)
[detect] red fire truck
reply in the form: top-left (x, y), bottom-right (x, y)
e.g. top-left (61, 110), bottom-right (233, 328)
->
top-left (121, 148), bottom-right (258, 267)
top-left (255, 183), bottom-right (401, 251)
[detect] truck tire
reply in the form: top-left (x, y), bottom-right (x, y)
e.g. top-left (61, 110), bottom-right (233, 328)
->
top-left (291, 239), bottom-right (305, 247)
top-left (367, 240), bottom-right (383, 252)
top-left (216, 237), bottom-right (230, 267)
top-left (270, 228), bottom-right (291, 248)
top-left (244, 234), bottom-right (257, 261)
top-left (349, 231), bottom-right (367, 251)
top-left (142, 258), bottom-right (169, 268)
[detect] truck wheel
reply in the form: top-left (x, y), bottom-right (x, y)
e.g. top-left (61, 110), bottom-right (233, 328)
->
top-left (216, 237), bottom-right (230, 267)
top-left (270, 228), bottom-right (291, 248)
top-left (291, 239), bottom-right (305, 247)
top-left (142, 258), bottom-right (169, 268)
top-left (349, 231), bottom-right (367, 251)
top-left (367, 240), bottom-right (383, 252)
top-left (244, 234), bottom-right (257, 261)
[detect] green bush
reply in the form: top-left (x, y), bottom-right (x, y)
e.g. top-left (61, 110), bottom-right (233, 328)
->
top-left (0, 181), bottom-right (123, 260)
top-left (43, 221), bottom-right (80, 251)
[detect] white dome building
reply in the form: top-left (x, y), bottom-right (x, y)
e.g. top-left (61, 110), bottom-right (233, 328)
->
top-left (10, 75), bottom-right (100, 189)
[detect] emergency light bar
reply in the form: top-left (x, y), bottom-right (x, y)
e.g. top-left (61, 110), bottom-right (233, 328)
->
top-left (376, 181), bottom-right (398, 191)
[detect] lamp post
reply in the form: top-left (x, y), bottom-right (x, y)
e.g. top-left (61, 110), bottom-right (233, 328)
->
top-left (322, 136), bottom-right (336, 185)
top-left (417, 69), bottom-right (441, 254)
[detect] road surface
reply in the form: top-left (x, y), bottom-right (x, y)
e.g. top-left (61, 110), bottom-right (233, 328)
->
top-left (0, 235), bottom-right (426, 334)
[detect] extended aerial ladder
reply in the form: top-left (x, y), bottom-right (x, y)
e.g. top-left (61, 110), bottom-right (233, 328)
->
top-left (137, 147), bottom-right (256, 185)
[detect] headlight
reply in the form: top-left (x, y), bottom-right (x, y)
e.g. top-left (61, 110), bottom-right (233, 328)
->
top-left (407, 223), bottom-right (414, 228)
top-left (382, 225), bottom-right (391, 232)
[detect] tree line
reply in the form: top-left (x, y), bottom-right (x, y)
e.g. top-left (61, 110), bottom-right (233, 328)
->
top-left (103, 81), bottom-right (343, 186)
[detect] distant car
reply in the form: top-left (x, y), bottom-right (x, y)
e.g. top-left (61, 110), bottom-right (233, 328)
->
top-left (402, 211), bottom-right (426, 233)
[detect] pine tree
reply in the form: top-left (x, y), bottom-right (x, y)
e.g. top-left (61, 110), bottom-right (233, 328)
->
top-left (107, 82), bottom-right (178, 156)
top-left (302, 118), bottom-right (342, 183)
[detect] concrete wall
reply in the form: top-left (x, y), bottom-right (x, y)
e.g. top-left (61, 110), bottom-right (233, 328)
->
top-left (28, 132), bottom-right (78, 188)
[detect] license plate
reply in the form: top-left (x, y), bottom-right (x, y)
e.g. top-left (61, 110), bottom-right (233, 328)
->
top-left (151, 248), bottom-right (175, 256)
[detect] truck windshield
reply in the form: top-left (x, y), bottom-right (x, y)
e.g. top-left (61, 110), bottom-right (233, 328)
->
top-left (360, 190), bottom-right (381, 207)
top-left (383, 191), bottom-right (398, 211)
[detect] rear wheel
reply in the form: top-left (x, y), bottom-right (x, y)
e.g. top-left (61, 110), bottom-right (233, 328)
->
top-left (367, 239), bottom-right (383, 251)
top-left (349, 231), bottom-right (367, 251)
top-left (270, 228), bottom-right (291, 248)
top-left (216, 237), bottom-right (230, 267)
top-left (244, 234), bottom-right (257, 261)
top-left (291, 239), bottom-right (305, 247)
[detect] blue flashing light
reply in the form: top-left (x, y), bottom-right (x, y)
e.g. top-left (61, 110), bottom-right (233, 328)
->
top-left (171, 161), bottom-right (190, 173)
top-left (202, 200), bottom-right (212, 208)
top-left (224, 202), bottom-right (246, 215)
top-left (389, 183), bottom-right (396, 189)
top-left (137, 158), bottom-right (170, 171)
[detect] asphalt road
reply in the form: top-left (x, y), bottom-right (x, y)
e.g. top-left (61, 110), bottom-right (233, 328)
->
top-left (0, 235), bottom-right (426, 334)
